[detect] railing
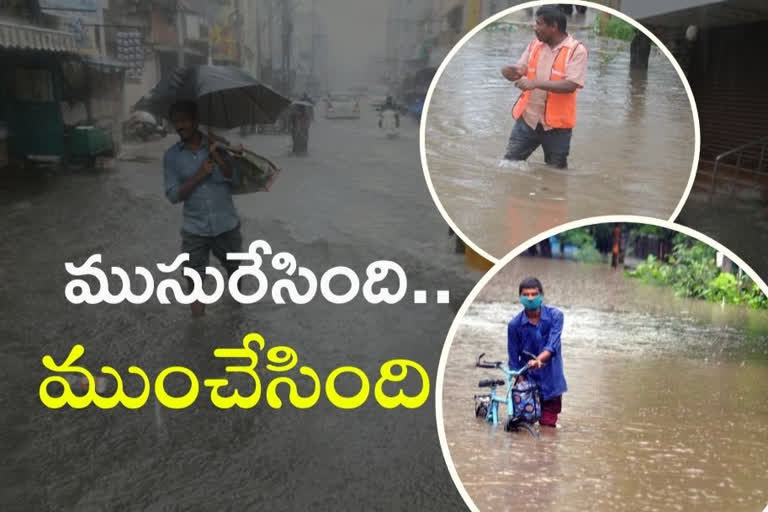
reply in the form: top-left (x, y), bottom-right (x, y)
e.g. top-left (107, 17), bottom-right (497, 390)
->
top-left (709, 135), bottom-right (768, 201)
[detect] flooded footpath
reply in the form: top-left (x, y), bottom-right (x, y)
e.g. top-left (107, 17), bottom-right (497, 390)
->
top-left (441, 257), bottom-right (768, 512)
top-left (425, 10), bottom-right (696, 259)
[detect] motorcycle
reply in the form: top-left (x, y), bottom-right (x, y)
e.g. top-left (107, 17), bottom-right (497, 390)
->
top-left (378, 108), bottom-right (399, 139)
top-left (122, 110), bottom-right (167, 142)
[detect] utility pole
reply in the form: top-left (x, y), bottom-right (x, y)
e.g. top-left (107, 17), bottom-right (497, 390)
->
top-left (310, 0), bottom-right (315, 93)
top-left (96, 0), bottom-right (105, 56)
top-left (281, 0), bottom-right (293, 94)
top-left (207, 23), bottom-right (213, 65)
top-left (266, 0), bottom-right (273, 83)
top-left (386, 0), bottom-right (393, 84)
top-left (253, 0), bottom-right (262, 79)
top-left (234, 0), bottom-right (243, 68)
top-left (392, 0), bottom-right (401, 89)
top-left (175, 0), bottom-right (185, 67)
top-left (207, 3), bottom-right (212, 66)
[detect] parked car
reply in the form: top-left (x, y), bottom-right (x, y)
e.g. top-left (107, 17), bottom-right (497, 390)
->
top-left (122, 110), bottom-right (167, 141)
top-left (324, 93), bottom-right (360, 119)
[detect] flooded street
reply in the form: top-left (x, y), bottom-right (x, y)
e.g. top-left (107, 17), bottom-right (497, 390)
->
top-left (441, 258), bottom-right (768, 512)
top-left (425, 10), bottom-right (695, 259)
top-left (0, 103), bottom-right (476, 511)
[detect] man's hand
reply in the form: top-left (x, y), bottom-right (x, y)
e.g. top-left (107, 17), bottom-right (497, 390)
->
top-left (178, 157), bottom-right (213, 201)
top-left (527, 358), bottom-right (544, 369)
top-left (199, 157), bottom-right (214, 177)
top-left (502, 64), bottom-right (526, 82)
top-left (233, 144), bottom-right (245, 159)
top-left (515, 77), bottom-right (538, 91)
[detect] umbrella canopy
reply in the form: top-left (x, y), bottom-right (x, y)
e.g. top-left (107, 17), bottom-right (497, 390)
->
top-left (134, 65), bottom-right (291, 129)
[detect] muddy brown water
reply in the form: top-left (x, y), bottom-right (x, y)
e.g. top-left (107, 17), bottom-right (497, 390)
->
top-left (441, 258), bottom-right (768, 512)
top-left (425, 11), bottom-right (696, 259)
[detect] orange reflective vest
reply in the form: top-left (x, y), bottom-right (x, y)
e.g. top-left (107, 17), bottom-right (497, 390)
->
top-left (512, 39), bottom-right (582, 129)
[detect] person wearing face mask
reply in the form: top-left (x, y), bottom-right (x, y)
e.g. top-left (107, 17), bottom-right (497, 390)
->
top-left (507, 276), bottom-right (567, 427)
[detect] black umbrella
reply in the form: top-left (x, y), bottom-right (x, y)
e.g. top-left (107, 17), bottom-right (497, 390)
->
top-left (134, 65), bottom-right (291, 128)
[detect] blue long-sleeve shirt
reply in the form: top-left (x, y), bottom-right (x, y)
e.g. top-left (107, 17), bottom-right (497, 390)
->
top-left (163, 138), bottom-right (240, 236)
top-left (507, 304), bottom-right (567, 401)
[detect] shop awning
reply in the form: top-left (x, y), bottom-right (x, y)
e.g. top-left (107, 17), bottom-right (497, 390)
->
top-left (80, 55), bottom-right (129, 72)
top-left (0, 19), bottom-right (77, 53)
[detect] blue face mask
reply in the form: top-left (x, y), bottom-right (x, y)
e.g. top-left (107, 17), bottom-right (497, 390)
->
top-left (520, 294), bottom-right (543, 310)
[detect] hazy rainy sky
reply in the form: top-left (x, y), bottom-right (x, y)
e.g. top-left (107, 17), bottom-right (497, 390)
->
top-left (316, 0), bottom-right (388, 89)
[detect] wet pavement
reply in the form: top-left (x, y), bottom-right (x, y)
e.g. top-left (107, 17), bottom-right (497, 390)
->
top-left (424, 10), bottom-right (696, 259)
top-left (441, 257), bottom-right (768, 512)
top-left (0, 101), bottom-right (478, 511)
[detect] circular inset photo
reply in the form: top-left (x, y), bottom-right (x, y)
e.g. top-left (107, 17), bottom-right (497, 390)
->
top-left (421, 2), bottom-right (699, 261)
top-left (437, 218), bottom-right (768, 512)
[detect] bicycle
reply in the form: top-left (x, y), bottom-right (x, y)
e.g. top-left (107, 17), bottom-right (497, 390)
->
top-left (473, 351), bottom-right (543, 440)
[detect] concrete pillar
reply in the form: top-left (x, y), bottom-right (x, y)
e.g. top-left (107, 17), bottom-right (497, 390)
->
top-left (630, 30), bottom-right (651, 70)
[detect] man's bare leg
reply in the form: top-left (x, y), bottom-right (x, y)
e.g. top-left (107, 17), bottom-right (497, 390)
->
top-left (190, 301), bottom-right (205, 317)
top-left (186, 276), bottom-right (206, 317)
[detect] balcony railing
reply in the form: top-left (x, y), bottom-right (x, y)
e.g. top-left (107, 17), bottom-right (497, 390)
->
top-left (709, 135), bottom-right (768, 201)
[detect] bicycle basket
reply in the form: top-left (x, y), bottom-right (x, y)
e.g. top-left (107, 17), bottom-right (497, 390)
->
top-left (511, 379), bottom-right (541, 423)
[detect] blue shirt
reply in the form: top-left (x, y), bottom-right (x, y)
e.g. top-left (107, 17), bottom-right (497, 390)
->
top-left (507, 304), bottom-right (567, 401)
top-left (163, 137), bottom-right (240, 236)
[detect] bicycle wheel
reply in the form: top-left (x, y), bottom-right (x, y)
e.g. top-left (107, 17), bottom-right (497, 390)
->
top-left (518, 422), bottom-right (541, 440)
top-left (505, 418), bottom-right (540, 440)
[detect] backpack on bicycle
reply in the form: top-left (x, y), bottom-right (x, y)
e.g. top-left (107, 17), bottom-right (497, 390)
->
top-left (511, 378), bottom-right (541, 423)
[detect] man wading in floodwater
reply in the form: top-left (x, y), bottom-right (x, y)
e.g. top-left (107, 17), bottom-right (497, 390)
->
top-left (500, 5), bottom-right (588, 169)
top-left (163, 101), bottom-right (244, 317)
top-left (508, 277), bottom-right (567, 427)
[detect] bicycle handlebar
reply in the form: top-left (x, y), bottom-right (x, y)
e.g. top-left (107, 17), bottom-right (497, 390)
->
top-left (475, 351), bottom-right (546, 374)
top-left (478, 378), bottom-right (506, 387)
top-left (476, 353), bottom-right (503, 368)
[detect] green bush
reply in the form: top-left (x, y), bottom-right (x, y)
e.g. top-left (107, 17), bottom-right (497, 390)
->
top-left (559, 228), bottom-right (594, 248)
top-left (626, 240), bottom-right (768, 309)
top-left (665, 242), bottom-right (719, 298)
top-left (593, 15), bottom-right (636, 41)
top-left (575, 243), bottom-right (603, 264)
top-left (704, 272), bottom-right (742, 304)
top-left (625, 254), bottom-right (665, 284)
top-left (746, 283), bottom-right (768, 309)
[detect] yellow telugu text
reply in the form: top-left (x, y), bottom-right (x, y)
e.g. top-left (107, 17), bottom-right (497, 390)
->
top-left (39, 333), bottom-right (430, 410)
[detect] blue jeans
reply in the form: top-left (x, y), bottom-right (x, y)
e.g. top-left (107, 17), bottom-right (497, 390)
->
top-left (503, 119), bottom-right (572, 169)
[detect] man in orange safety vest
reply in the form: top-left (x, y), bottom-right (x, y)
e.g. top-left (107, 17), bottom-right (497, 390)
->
top-left (500, 5), bottom-right (588, 169)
